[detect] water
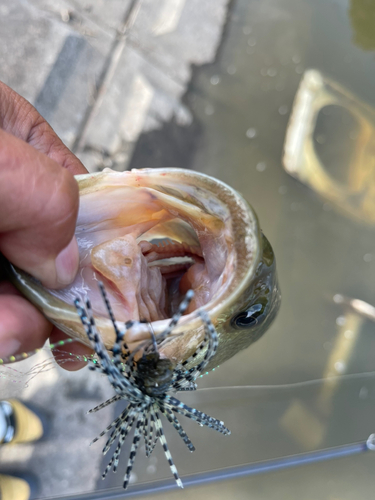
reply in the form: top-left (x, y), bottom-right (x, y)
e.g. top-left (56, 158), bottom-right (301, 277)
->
top-left (131, 0), bottom-right (375, 497)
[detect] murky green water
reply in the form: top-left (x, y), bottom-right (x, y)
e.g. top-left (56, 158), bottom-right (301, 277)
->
top-left (136, 0), bottom-right (375, 498)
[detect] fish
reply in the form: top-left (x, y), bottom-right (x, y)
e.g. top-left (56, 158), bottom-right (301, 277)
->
top-left (5, 167), bottom-right (280, 370)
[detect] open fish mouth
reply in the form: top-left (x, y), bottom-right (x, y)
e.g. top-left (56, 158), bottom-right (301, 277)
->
top-left (6, 168), bottom-right (280, 369)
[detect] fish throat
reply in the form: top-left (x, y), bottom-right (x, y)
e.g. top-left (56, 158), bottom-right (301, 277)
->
top-left (61, 170), bottom-right (237, 330)
top-left (91, 232), bottom-right (206, 323)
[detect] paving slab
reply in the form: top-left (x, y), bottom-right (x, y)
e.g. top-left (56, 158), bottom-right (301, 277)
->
top-left (0, 0), bottom-right (114, 148)
top-left (76, 0), bottom-right (229, 172)
top-left (82, 44), bottom-right (187, 154)
top-left (129, 0), bottom-right (229, 83)
top-left (66, 0), bottom-right (133, 34)
top-left (0, 0), bottom-right (72, 104)
top-left (0, 0), bottom-right (228, 168)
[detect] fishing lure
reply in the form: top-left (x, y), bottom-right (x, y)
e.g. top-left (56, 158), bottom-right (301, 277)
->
top-left (1, 284), bottom-right (230, 489)
top-left (75, 283), bottom-right (230, 489)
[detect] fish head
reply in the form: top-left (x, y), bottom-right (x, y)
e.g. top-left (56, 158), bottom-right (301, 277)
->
top-left (6, 168), bottom-right (280, 370)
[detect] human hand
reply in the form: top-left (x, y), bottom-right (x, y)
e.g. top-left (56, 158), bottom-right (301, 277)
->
top-left (0, 81), bottom-right (91, 369)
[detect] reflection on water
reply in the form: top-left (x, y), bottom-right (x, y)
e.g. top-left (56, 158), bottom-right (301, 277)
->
top-left (283, 69), bottom-right (375, 224)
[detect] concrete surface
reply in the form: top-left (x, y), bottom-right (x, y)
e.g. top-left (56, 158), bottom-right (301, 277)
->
top-left (0, 0), bottom-right (228, 172)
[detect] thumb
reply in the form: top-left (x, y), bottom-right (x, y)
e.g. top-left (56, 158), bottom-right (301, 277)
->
top-left (0, 129), bottom-right (79, 289)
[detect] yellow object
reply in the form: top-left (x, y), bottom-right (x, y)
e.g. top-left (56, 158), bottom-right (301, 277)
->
top-left (283, 69), bottom-right (375, 224)
top-left (0, 475), bottom-right (30, 500)
top-left (6, 400), bottom-right (43, 445)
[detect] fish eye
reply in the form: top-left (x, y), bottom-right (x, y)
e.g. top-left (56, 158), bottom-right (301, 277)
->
top-left (231, 303), bottom-right (265, 329)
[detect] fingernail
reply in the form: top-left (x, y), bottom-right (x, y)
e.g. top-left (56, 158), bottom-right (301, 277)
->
top-left (55, 236), bottom-right (79, 287)
top-left (0, 338), bottom-right (21, 358)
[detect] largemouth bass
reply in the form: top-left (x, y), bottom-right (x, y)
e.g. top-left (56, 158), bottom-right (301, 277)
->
top-left (5, 168), bottom-right (280, 370)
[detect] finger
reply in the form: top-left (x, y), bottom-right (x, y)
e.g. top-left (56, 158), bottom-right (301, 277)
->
top-left (0, 129), bottom-right (79, 288)
top-left (50, 328), bottom-right (93, 371)
top-left (0, 281), bottom-right (52, 359)
top-left (0, 81), bottom-right (87, 175)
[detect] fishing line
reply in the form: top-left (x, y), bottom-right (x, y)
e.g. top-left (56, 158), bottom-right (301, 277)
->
top-left (195, 369), bottom-right (375, 393)
top-left (2, 338), bottom-right (375, 393)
